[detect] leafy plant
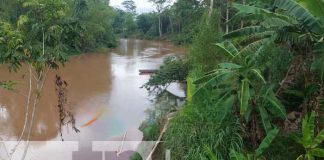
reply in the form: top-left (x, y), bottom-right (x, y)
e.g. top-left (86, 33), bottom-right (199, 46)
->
top-left (292, 111), bottom-right (324, 160)
top-left (194, 41), bottom-right (286, 138)
top-left (142, 56), bottom-right (189, 92)
top-left (230, 128), bottom-right (279, 160)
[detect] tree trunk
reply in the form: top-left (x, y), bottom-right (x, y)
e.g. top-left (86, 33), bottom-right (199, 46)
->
top-left (208, 0), bottom-right (214, 18)
top-left (226, 1), bottom-right (229, 34)
top-left (241, 0), bottom-right (245, 28)
top-left (158, 14), bottom-right (162, 37)
top-left (169, 16), bottom-right (173, 33)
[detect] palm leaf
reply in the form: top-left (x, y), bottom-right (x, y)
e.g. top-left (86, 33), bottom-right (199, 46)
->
top-left (193, 71), bottom-right (233, 96)
top-left (224, 26), bottom-right (266, 39)
top-left (309, 148), bottom-right (324, 157)
top-left (249, 68), bottom-right (266, 84)
top-left (230, 3), bottom-right (295, 24)
top-left (302, 112), bottom-right (316, 147)
top-left (311, 129), bottom-right (324, 148)
top-left (296, 0), bottom-right (324, 17)
top-left (255, 128), bottom-right (279, 157)
top-left (240, 31), bottom-right (274, 46)
top-left (274, 0), bottom-right (323, 34)
top-left (215, 94), bottom-right (235, 126)
top-left (215, 41), bottom-right (239, 58)
top-left (239, 38), bottom-right (272, 55)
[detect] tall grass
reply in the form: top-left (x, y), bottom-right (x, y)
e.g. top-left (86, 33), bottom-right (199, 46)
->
top-left (164, 101), bottom-right (243, 160)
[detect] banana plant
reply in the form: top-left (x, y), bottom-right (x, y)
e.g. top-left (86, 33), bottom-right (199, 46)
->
top-left (193, 41), bottom-right (286, 135)
top-left (292, 111), bottom-right (324, 160)
top-left (229, 128), bottom-right (279, 160)
top-left (225, 0), bottom-right (324, 82)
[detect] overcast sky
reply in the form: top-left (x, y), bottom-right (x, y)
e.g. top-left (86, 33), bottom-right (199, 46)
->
top-left (110, 0), bottom-right (175, 13)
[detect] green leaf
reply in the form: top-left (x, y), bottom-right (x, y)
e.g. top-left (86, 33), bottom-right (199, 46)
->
top-left (215, 94), bottom-right (235, 126)
top-left (296, 0), bottom-right (324, 17)
top-left (193, 71), bottom-right (233, 97)
top-left (230, 3), bottom-right (295, 24)
top-left (274, 0), bottom-right (323, 34)
top-left (309, 148), bottom-right (324, 157)
top-left (193, 71), bottom-right (219, 84)
top-left (239, 79), bottom-right (250, 116)
top-left (258, 106), bottom-right (272, 134)
top-left (296, 155), bottom-right (304, 160)
top-left (230, 150), bottom-right (247, 160)
top-left (311, 129), bottom-right (324, 148)
top-left (215, 41), bottom-right (239, 58)
top-left (263, 94), bottom-right (286, 119)
top-left (255, 128), bottom-right (279, 157)
top-left (250, 69), bottom-right (266, 84)
top-left (224, 26), bottom-right (266, 39)
top-left (17, 15), bottom-right (29, 27)
top-left (239, 38), bottom-right (272, 56)
top-left (205, 146), bottom-right (218, 160)
top-left (302, 112), bottom-right (316, 147)
top-left (218, 63), bottom-right (243, 69)
top-left (291, 132), bottom-right (303, 145)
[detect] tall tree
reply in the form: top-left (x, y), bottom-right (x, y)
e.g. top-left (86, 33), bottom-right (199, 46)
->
top-left (149, 0), bottom-right (170, 37)
top-left (122, 0), bottom-right (136, 14)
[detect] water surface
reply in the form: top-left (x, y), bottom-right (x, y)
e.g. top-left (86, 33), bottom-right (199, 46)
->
top-left (0, 39), bottom-right (185, 160)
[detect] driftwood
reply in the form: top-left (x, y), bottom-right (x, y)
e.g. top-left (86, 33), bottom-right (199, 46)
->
top-left (139, 69), bottom-right (158, 75)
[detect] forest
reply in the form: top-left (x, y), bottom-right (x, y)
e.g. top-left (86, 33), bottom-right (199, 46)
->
top-left (0, 0), bottom-right (324, 160)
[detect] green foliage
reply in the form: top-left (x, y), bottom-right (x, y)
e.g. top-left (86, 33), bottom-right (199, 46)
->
top-left (112, 8), bottom-right (137, 38)
top-left (0, 0), bottom-right (117, 72)
top-left (194, 41), bottom-right (286, 134)
top-left (164, 102), bottom-right (243, 160)
top-left (292, 111), bottom-right (324, 159)
top-left (188, 11), bottom-right (222, 71)
top-left (0, 81), bottom-right (16, 90)
top-left (136, 13), bottom-right (158, 38)
top-left (122, 0), bottom-right (136, 14)
top-left (142, 56), bottom-right (189, 92)
top-left (228, 128), bottom-right (279, 160)
top-left (139, 92), bottom-right (179, 141)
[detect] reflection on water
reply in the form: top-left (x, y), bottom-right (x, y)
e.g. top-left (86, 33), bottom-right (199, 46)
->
top-left (0, 39), bottom-right (185, 160)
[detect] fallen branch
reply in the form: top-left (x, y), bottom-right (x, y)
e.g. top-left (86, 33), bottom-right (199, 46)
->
top-left (146, 114), bottom-right (174, 160)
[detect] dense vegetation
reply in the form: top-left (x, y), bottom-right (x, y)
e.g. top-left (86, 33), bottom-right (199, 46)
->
top-left (0, 1), bottom-right (118, 159)
top-left (143, 0), bottom-right (324, 159)
top-left (1, 0), bottom-right (324, 159)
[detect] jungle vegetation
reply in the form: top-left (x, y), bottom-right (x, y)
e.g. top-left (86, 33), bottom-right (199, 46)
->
top-left (1, 0), bottom-right (324, 159)
top-left (142, 0), bottom-right (324, 159)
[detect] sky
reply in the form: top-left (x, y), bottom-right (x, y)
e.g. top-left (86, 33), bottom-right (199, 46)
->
top-left (110, 0), bottom-right (175, 13)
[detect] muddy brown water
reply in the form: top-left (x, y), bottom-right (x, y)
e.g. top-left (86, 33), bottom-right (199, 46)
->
top-left (0, 39), bottom-right (185, 160)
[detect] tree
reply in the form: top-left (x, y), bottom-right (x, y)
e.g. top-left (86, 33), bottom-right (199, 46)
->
top-left (149, 0), bottom-right (170, 37)
top-left (122, 0), bottom-right (136, 14)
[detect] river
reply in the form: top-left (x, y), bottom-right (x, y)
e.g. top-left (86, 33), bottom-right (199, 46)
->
top-left (0, 39), bottom-right (185, 160)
